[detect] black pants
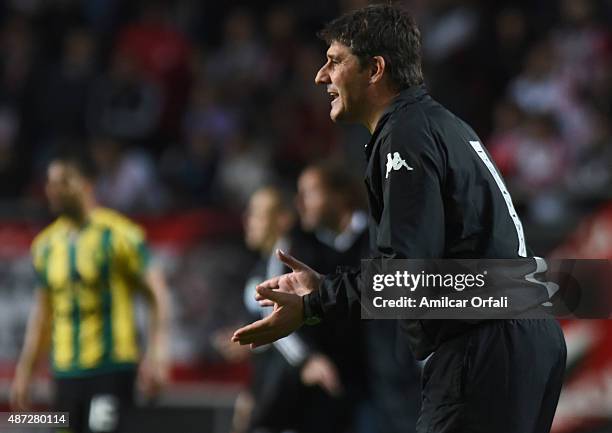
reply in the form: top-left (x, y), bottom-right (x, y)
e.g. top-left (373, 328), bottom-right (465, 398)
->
top-left (365, 320), bottom-right (420, 433)
top-left (417, 319), bottom-right (566, 433)
top-left (54, 369), bottom-right (136, 433)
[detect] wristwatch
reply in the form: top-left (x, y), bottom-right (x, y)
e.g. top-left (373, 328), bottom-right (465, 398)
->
top-left (302, 295), bottom-right (321, 326)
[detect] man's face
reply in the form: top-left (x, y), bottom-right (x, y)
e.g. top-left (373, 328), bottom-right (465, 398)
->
top-left (45, 162), bottom-right (86, 217)
top-left (297, 169), bottom-right (335, 231)
top-left (315, 41), bottom-right (371, 123)
top-left (244, 189), bottom-right (281, 253)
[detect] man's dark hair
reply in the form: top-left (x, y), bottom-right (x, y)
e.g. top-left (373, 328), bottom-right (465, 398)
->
top-left (318, 4), bottom-right (424, 90)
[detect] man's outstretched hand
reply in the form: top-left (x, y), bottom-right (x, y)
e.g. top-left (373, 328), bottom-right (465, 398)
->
top-left (257, 250), bottom-right (323, 301)
top-left (232, 250), bottom-right (323, 348)
top-left (231, 287), bottom-right (303, 348)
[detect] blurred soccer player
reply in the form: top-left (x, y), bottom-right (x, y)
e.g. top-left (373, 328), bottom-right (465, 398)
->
top-left (297, 161), bottom-right (420, 433)
top-left (10, 158), bottom-right (170, 433)
top-left (234, 5), bottom-right (566, 433)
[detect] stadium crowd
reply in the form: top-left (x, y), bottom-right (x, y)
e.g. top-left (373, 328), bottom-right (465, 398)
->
top-left (0, 0), bottom-right (610, 252)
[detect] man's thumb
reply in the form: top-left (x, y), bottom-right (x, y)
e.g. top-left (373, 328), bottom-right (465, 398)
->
top-left (277, 249), bottom-right (307, 271)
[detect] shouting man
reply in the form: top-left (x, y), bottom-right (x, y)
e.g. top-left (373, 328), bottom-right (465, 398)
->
top-left (233, 5), bottom-right (566, 433)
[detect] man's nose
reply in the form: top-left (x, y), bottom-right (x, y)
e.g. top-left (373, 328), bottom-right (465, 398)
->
top-left (314, 65), bottom-right (330, 85)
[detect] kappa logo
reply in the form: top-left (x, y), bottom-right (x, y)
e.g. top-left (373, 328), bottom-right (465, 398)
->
top-left (385, 152), bottom-right (414, 178)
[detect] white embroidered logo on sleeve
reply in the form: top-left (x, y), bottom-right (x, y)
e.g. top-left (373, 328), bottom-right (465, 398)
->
top-left (385, 152), bottom-right (414, 178)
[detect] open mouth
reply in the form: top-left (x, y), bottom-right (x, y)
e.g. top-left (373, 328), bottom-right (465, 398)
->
top-left (328, 91), bottom-right (339, 103)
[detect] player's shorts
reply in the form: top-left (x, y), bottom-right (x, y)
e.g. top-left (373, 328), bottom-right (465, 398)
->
top-left (53, 369), bottom-right (136, 433)
top-left (416, 319), bottom-right (566, 433)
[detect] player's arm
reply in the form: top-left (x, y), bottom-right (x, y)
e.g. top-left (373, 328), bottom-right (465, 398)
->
top-left (139, 264), bottom-right (171, 397)
top-left (119, 224), bottom-right (171, 398)
top-left (11, 289), bottom-right (52, 410)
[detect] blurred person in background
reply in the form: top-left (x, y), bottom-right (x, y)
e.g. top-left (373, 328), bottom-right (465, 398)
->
top-left (0, 105), bottom-right (22, 198)
top-left (486, 7), bottom-right (533, 101)
top-left (91, 136), bottom-right (167, 214)
top-left (159, 79), bottom-right (233, 207)
top-left (0, 13), bottom-right (36, 200)
top-left (206, 8), bottom-right (265, 105)
top-left (159, 127), bottom-right (220, 208)
top-left (0, 13), bottom-right (34, 100)
top-left (509, 39), bottom-right (564, 116)
top-left (553, 0), bottom-right (608, 90)
top-left (564, 109), bottom-right (612, 201)
top-left (87, 50), bottom-right (161, 142)
top-left (261, 5), bottom-right (299, 88)
top-left (217, 185), bottom-right (350, 433)
top-left (215, 132), bottom-right (274, 210)
top-left (490, 113), bottom-right (570, 224)
top-left (508, 37), bottom-right (595, 150)
top-left (113, 0), bottom-right (193, 139)
top-left (294, 163), bottom-right (370, 432)
top-left (296, 161), bottom-right (420, 433)
top-left (296, 161), bottom-right (369, 266)
top-left (10, 157), bottom-right (170, 433)
top-left (34, 27), bottom-right (95, 146)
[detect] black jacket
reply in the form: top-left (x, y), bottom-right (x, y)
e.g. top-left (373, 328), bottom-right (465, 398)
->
top-left (304, 85), bottom-right (542, 360)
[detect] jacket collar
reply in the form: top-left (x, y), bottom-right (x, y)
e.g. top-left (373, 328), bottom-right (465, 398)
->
top-left (364, 83), bottom-right (429, 157)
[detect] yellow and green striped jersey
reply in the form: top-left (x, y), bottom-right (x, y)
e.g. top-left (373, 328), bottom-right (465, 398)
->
top-left (31, 208), bottom-right (150, 377)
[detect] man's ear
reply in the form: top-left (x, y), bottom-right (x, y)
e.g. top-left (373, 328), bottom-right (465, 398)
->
top-left (369, 56), bottom-right (386, 84)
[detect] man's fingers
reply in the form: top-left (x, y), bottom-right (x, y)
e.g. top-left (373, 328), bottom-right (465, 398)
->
top-left (255, 286), bottom-right (294, 305)
top-left (277, 249), bottom-right (308, 271)
top-left (233, 290), bottom-right (303, 347)
top-left (256, 275), bottom-right (281, 292)
top-left (231, 309), bottom-right (296, 346)
top-left (258, 299), bottom-right (275, 307)
top-left (232, 317), bottom-right (273, 344)
top-left (232, 319), bottom-right (282, 349)
top-left (254, 289), bottom-right (278, 303)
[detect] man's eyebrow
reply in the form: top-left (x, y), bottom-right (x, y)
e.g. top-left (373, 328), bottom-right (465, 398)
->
top-left (327, 52), bottom-right (341, 60)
